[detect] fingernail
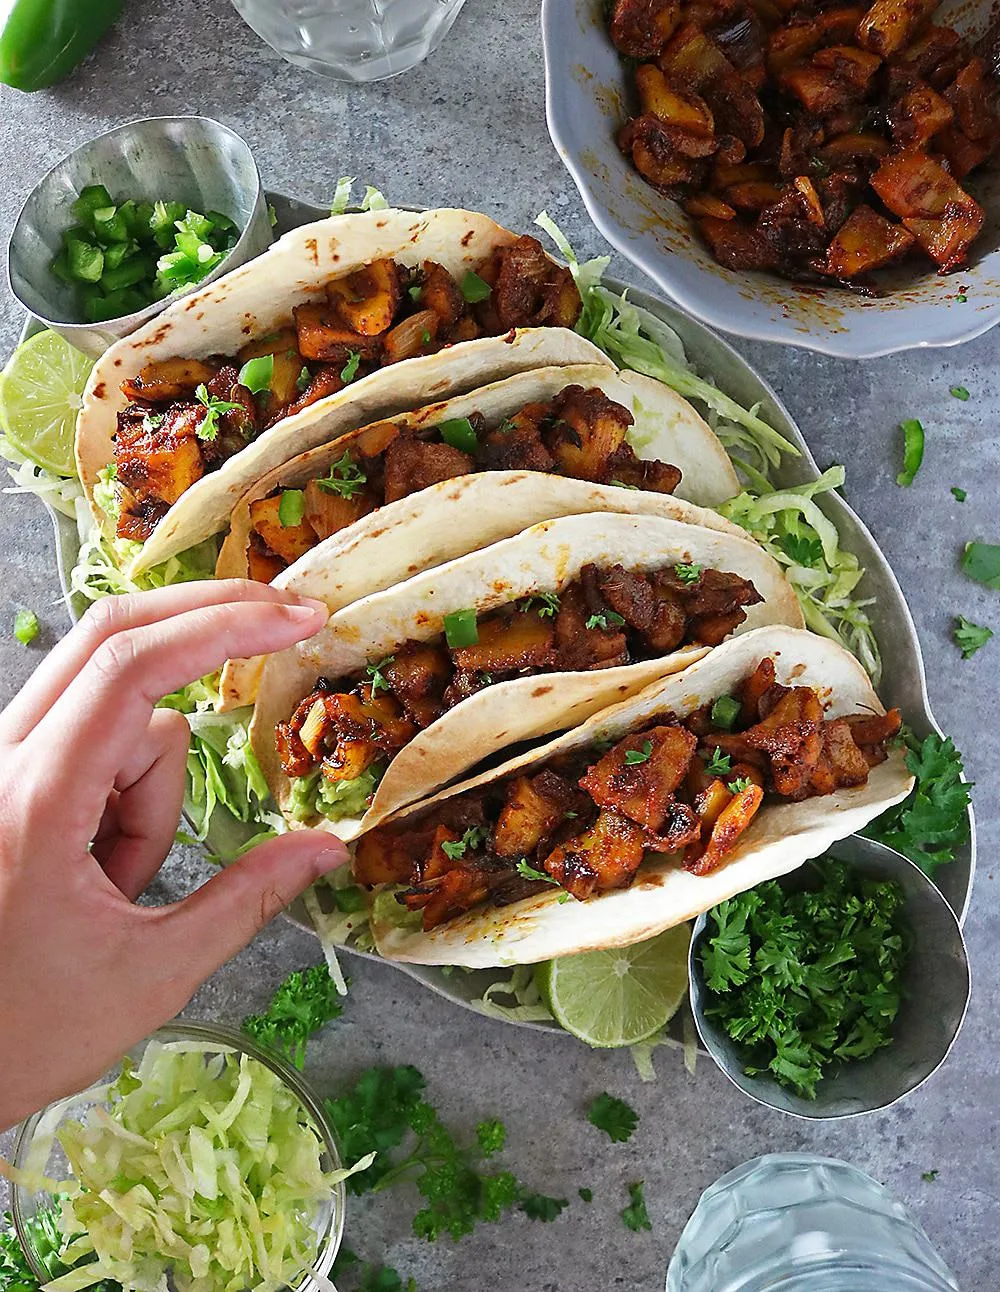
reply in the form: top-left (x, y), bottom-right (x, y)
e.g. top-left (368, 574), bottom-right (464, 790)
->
top-left (285, 601), bottom-right (327, 620)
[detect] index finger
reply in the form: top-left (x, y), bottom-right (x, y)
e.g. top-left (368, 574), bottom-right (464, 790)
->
top-left (0, 581), bottom-right (326, 744)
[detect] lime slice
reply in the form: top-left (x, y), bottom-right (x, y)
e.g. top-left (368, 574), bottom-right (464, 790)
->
top-left (0, 330), bottom-right (93, 476)
top-left (536, 924), bottom-right (691, 1048)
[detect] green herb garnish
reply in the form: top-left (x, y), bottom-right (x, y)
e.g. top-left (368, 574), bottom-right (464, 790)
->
top-left (727, 776), bottom-right (753, 794)
top-left (621, 1182), bottom-right (652, 1233)
top-left (515, 859), bottom-right (560, 885)
top-left (317, 451), bottom-right (368, 499)
top-left (588, 1093), bottom-right (639, 1143)
top-left (704, 747), bottom-right (732, 776)
top-left (520, 592), bottom-right (561, 618)
top-left (962, 541), bottom-right (1000, 589)
top-left (896, 418), bottom-right (925, 487)
top-left (951, 486), bottom-right (967, 502)
top-left (194, 383), bottom-right (242, 441)
top-left (624, 740), bottom-right (653, 766)
top-left (954, 616), bottom-right (992, 659)
top-left (674, 562), bottom-right (702, 584)
top-left (778, 532), bottom-right (824, 566)
top-left (441, 826), bottom-right (489, 860)
top-left (297, 365), bottom-right (312, 392)
top-left (341, 350), bottom-right (361, 383)
top-left (366, 655), bottom-right (395, 694)
top-left (578, 1187), bottom-right (593, 1203)
top-left (922, 1169), bottom-right (939, 1183)
top-left (950, 386), bottom-right (970, 401)
top-left (585, 610), bottom-right (626, 630)
top-left (241, 964), bottom-right (343, 1069)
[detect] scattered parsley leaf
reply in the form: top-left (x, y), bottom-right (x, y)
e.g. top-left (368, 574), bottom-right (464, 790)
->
top-left (954, 616), bottom-right (992, 659)
top-left (586, 610), bottom-right (626, 631)
top-left (699, 861), bottom-right (909, 1098)
top-left (407, 283), bottom-right (422, 302)
top-left (441, 826), bottom-right (489, 861)
top-left (922, 1169), bottom-right (939, 1183)
top-left (624, 739), bottom-right (653, 766)
top-left (951, 486), bottom-right (967, 502)
top-left (704, 746), bottom-right (732, 777)
top-left (13, 608), bottom-right (39, 646)
top-left (621, 1182), bottom-right (652, 1233)
top-left (519, 592), bottom-right (560, 618)
top-left (297, 365), bottom-right (311, 391)
top-left (956, 293), bottom-right (967, 302)
top-left (515, 858), bottom-right (560, 885)
top-left (897, 418), bottom-right (925, 487)
top-left (578, 1187), bottom-right (593, 1203)
top-left (727, 776), bottom-right (753, 794)
top-left (476, 1120), bottom-right (506, 1156)
top-left (241, 964), bottom-right (343, 1068)
top-left (950, 386), bottom-right (970, 401)
top-left (518, 1192), bottom-right (569, 1222)
top-left (317, 451), bottom-right (368, 499)
top-left (588, 1093), bottom-right (639, 1143)
top-left (674, 562), bottom-right (702, 584)
top-left (421, 329), bottom-right (432, 345)
top-left (962, 541), bottom-right (1000, 589)
top-left (341, 350), bottom-right (361, 383)
top-left (778, 532), bottom-right (824, 566)
top-left (865, 730), bottom-right (971, 877)
top-left (194, 383), bottom-right (242, 441)
top-left (366, 655), bottom-right (395, 695)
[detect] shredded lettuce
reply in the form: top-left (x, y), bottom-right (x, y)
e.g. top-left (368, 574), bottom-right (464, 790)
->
top-left (472, 965), bottom-right (554, 1024)
top-left (38, 1042), bottom-right (371, 1292)
top-left (0, 436), bottom-right (82, 518)
top-left (720, 468), bottom-right (881, 683)
top-left (329, 177), bottom-right (389, 216)
top-left (289, 766), bottom-right (381, 824)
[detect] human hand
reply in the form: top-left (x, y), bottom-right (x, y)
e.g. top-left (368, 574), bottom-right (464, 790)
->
top-left (0, 581), bottom-right (347, 1132)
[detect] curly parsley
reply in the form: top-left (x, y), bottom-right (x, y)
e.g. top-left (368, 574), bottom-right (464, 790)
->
top-left (241, 964), bottom-right (343, 1069)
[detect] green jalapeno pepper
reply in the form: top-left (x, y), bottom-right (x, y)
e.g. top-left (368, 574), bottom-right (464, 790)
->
top-left (0, 0), bottom-right (123, 91)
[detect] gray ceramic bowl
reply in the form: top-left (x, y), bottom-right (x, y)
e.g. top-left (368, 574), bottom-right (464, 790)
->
top-left (688, 836), bottom-right (971, 1119)
top-left (7, 116), bottom-right (273, 358)
top-left (542, 0), bottom-right (1000, 358)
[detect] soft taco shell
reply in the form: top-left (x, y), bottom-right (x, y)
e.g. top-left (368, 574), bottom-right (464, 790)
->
top-left (251, 513), bottom-right (803, 842)
top-left (76, 207), bottom-right (608, 576)
top-left (368, 625), bottom-right (914, 967)
top-left (218, 362), bottom-right (743, 709)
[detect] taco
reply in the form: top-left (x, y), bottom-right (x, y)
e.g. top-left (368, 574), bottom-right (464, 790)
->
top-left (251, 513), bottom-right (803, 842)
top-left (217, 362), bottom-right (742, 709)
top-left (76, 207), bottom-right (602, 576)
top-left (355, 626), bottom-right (913, 967)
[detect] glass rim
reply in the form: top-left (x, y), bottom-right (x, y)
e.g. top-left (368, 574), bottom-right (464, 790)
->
top-left (11, 1019), bottom-right (345, 1292)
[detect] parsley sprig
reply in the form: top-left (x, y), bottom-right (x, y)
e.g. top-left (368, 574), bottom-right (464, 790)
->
top-left (588, 1093), bottom-right (639, 1143)
top-left (193, 383), bottom-right (243, 441)
top-left (699, 861), bottom-right (909, 1099)
top-left (318, 451), bottom-right (368, 498)
top-left (241, 964), bottom-right (343, 1069)
top-left (621, 1182), bottom-right (652, 1232)
top-left (324, 1066), bottom-right (566, 1241)
top-left (954, 615), bottom-right (992, 659)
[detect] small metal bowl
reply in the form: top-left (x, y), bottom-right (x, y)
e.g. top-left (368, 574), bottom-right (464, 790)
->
top-left (688, 836), bottom-right (971, 1120)
top-left (11, 1021), bottom-right (345, 1291)
top-left (7, 116), bottom-right (273, 358)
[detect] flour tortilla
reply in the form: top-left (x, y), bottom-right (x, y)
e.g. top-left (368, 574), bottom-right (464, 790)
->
top-left (218, 362), bottom-right (742, 709)
top-left (368, 626), bottom-right (914, 967)
top-left (251, 514), bottom-right (803, 843)
top-left (75, 206), bottom-right (608, 576)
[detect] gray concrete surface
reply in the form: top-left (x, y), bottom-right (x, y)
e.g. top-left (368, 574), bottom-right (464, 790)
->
top-left (0, 2), bottom-right (998, 1288)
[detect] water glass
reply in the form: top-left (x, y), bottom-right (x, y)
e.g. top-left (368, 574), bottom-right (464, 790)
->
top-left (231, 0), bottom-right (468, 82)
top-left (666, 1154), bottom-right (959, 1292)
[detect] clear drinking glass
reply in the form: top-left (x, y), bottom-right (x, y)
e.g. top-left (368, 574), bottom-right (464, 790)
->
top-left (666, 1154), bottom-right (960, 1292)
top-left (231, 0), bottom-right (468, 82)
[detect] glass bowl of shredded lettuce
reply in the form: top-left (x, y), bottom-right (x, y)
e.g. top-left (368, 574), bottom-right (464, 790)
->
top-left (9, 1022), bottom-right (359, 1292)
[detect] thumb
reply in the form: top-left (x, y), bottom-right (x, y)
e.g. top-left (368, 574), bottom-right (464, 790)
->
top-left (159, 831), bottom-right (349, 980)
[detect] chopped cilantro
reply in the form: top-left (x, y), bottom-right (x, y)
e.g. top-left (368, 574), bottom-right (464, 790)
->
top-left (704, 747), bottom-right (732, 777)
top-left (520, 591), bottom-right (561, 618)
top-left (621, 1182), bottom-right (652, 1233)
top-left (699, 860), bottom-right (909, 1098)
top-left (624, 739), bottom-right (653, 765)
top-left (193, 382), bottom-right (242, 441)
top-left (954, 616), bottom-right (992, 659)
top-left (578, 1187), bottom-right (593, 1203)
top-left (441, 826), bottom-right (489, 860)
top-left (515, 858), bottom-right (560, 885)
top-left (366, 655), bottom-right (395, 695)
top-left (674, 562), bottom-right (702, 584)
top-left (476, 1120), bottom-right (506, 1156)
top-left (586, 610), bottom-right (626, 631)
top-left (950, 385), bottom-right (970, 401)
top-left (241, 964), bottom-right (343, 1069)
top-left (317, 451), bottom-right (368, 498)
top-left (727, 776), bottom-right (753, 794)
top-left (421, 329), bottom-right (432, 345)
top-left (922, 1169), bottom-right (939, 1183)
top-left (951, 486), bottom-right (967, 502)
top-left (407, 283), bottom-right (422, 302)
top-left (865, 730), bottom-right (971, 877)
top-left (778, 532), bottom-right (824, 566)
top-left (897, 418), bottom-right (925, 487)
top-left (297, 365), bottom-right (311, 391)
top-left (519, 1192), bottom-right (569, 1222)
top-left (962, 541), bottom-right (1000, 589)
top-left (588, 1093), bottom-right (639, 1143)
top-left (340, 350), bottom-right (361, 383)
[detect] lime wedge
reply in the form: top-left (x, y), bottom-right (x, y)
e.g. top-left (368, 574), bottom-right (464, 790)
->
top-left (0, 330), bottom-right (93, 477)
top-left (536, 924), bottom-right (691, 1048)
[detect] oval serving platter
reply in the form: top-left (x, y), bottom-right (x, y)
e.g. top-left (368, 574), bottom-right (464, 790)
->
top-left (30, 191), bottom-right (975, 1042)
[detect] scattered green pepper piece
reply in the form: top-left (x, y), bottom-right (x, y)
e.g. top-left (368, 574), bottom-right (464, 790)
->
top-left (438, 417), bottom-right (479, 454)
top-left (443, 608), bottom-right (479, 648)
top-left (279, 490), bottom-right (306, 527)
